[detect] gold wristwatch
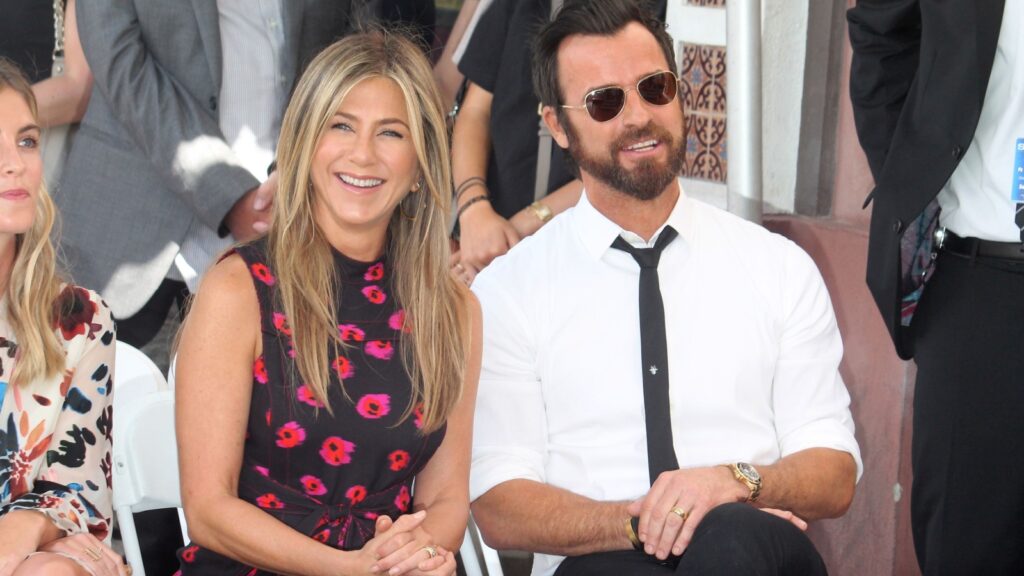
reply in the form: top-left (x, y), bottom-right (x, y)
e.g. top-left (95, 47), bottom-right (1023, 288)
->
top-left (727, 462), bottom-right (762, 502)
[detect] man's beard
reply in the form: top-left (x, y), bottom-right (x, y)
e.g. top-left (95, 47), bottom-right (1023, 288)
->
top-left (563, 118), bottom-right (685, 201)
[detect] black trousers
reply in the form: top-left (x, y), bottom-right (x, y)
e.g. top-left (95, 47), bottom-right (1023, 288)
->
top-left (116, 278), bottom-right (189, 576)
top-left (554, 503), bottom-right (827, 575)
top-left (910, 251), bottom-right (1024, 575)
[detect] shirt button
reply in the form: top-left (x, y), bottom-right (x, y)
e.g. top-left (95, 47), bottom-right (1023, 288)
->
top-left (892, 219), bottom-right (903, 233)
top-left (209, 95), bottom-right (218, 111)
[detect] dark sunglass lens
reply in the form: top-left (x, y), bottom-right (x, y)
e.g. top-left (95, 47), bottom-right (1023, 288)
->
top-left (638, 72), bottom-right (677, 105)
top-left (586, 88), bottom-right (626, 122)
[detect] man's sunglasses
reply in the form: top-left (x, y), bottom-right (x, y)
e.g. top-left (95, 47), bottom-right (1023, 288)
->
top-left (560, 70), bottom-right (680, 123)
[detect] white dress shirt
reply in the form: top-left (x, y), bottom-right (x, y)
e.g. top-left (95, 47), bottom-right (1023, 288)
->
top-left (470, 189), bottom-right (862, 576)
top-left (937, 0), bottom-right (1023, 242)
top-left (173, 0), bottom-right (288, 291)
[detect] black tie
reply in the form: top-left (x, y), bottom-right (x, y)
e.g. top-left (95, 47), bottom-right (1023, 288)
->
top-left (612, 226), bottom-right (679, 485)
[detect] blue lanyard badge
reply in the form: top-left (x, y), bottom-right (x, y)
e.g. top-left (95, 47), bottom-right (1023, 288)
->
top-left (1014, 138), bottom-right (1024, 202)
top-left (0, 381), bottom-right (6, 410)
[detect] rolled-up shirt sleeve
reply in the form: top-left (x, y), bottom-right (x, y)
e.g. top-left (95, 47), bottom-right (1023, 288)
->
top-left (773, 246), bottom-right (863, 480)
top-left (470, 272), bottom-right (548, 501)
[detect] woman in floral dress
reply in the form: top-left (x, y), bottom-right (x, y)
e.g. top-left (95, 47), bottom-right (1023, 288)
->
top-left (0, 60), bottom-right (121, 576)
top-left (174, 30), bottom-right (481, 576)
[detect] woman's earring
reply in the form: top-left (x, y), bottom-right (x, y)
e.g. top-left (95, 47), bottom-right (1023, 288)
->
top-left (400, 192), bottom-right (418, 221)
top-left (411, 177), bottom-right (424, 193)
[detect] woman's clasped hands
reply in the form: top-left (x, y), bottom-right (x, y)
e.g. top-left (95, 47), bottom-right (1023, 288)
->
top-left (358, 511), bottom-right (456, 576)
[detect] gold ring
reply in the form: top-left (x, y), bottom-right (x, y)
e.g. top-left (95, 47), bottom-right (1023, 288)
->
top-left (670, 506), bottom-right (689, 521)
top-left (422, 545), bottom-right (438, 559)
top-left (84, 546), bottom-right (103, 561)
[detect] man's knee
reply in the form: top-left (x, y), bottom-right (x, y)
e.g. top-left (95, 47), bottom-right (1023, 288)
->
top-left (683, 503), bottom-right (826, 575)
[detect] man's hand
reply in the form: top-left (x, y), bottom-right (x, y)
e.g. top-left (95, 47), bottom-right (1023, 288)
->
top-left (456, 202), bottom-right (520, 282)
top-left (627, 466), bottom-right (746, 560)
top-left (225, 171), bottom-right (277, 242)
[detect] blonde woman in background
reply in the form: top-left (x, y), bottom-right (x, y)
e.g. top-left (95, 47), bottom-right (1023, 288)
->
top-left (175, 30), bottom-right (480, 576)
top-left (0, 59), bottom-right (121, 576)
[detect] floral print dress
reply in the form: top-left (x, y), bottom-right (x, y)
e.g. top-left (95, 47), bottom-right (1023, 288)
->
top-left (0, 286), bottom-right (116, 542)
top-left (177, 240), bottom-right (446, 575)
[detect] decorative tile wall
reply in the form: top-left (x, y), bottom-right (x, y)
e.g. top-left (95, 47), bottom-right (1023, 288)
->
top-left (679, 42), bottom-right (727, 183)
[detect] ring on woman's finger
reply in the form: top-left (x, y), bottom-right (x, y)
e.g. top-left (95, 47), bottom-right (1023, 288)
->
top-left (670, 506), bottom-right (689, 522)
top-left (84, 546), bottom-right (103, 561)
top-left (421, 545), bottom-right (438, 559)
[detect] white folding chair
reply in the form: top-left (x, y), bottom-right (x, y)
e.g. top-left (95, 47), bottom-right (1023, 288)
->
top-left (459, 515), bottom-right (504, 576)
top-left (114, 341), bottom-right (168, 408)
top-left (113, 342), bottom-right (185, 576)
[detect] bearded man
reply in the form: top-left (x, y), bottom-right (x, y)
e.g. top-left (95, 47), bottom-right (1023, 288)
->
top-left (467, 1), bottom-right (862, 574)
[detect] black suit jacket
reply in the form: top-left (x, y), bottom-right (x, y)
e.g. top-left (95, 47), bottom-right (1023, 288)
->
top-left (847, 0), bottom-right (1005, 359)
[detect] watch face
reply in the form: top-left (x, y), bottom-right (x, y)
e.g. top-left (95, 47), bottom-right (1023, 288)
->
top-left (737, 462), bottom-right (761, 482)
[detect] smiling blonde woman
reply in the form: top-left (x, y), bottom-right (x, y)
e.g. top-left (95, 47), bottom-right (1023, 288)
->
top-left (173, 30), bottom-right (481, 576)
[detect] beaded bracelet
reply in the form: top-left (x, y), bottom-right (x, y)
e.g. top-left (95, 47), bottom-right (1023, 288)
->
top-left (456, 194), bottom-right (490, 221)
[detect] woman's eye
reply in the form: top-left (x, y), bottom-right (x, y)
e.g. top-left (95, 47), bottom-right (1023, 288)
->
top-left (18, 136), bottom-right (38, 149)
top-left (332, 122), bottom-right (354, 132)
top-left (380, 129), bottom-right (404, 139)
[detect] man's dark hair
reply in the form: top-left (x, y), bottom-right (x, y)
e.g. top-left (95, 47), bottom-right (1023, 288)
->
top-left (532, 0), bottom-right (676, 111)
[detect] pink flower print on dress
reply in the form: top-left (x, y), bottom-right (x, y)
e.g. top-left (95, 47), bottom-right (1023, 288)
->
top-left (313, 529), bottom-right (330, 543)
top-left (253, 356), bottom-right (268, 384)
top-left (413, 403), bottom-right (424, 429)
top-left (301, 474), bottom-right (328, 496)
top-left (362, 285), bottom-right (386, 304)
top-left (181, 546), bottom-right (199, 563)
top-left (272, 312), bottom-right (292, 336)
top-left (389, 309), bottom-right (412, 333)
top-left (276, 421), bottom-right (306, 448)
top-left (388, 449), bottom-right (410, 472)
top-left (297, 384), bottom-right (326, 408)
top-left (395, 485), bottom-right (411, 512)
top-left (250, 263), bottom-right (276, 286)
top-left (364, 262), bottom-right (385, 281)
top-left (320, 436), bottom-right (356, 466)
top-left (256, 493), bottom-right (284, 509)
top-left (365, 340), bottom-right (394, 360)
top-left (356, 394), bottom-right (390, 419)
top-left (332, 356), bottom-right (355, 379)
top-left (346, 485), bottom-right (367, 506)
top-left (338, 324), bottom-right (366, 342)
top-left (254, 465), bottom-right (269, 477)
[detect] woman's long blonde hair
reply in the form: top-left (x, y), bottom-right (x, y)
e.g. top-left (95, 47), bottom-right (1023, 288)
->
top-left (268, 30), bottom-right (465, 433)
top-left (0, 59), bottom-right (65, 386)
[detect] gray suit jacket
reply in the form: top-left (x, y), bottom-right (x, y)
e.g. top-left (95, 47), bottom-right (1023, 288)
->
top-left (58, 0), bottom-right (356, 318)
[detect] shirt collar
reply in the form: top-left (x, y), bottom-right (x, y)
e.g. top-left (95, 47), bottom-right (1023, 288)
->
top-left (574, 185), bottom-right (695, 260)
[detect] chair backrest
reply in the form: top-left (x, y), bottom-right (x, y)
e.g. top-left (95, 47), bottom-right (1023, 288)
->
top-left (112, 342), bottom-right (183, 575)
top-left (459, 516), bottom-right (504, 576)
top-left (114, 341), bottom-right (167, 425)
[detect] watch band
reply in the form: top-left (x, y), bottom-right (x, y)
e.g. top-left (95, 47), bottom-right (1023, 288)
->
top-left (727, 462), bottom-right (762, 502)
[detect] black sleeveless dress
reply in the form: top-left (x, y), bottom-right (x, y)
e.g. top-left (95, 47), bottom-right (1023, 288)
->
top-left (176, 240), bottom-right (446, 575)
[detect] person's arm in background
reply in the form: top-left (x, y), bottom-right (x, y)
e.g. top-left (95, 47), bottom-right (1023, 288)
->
top-left (433, 0), bottom-right (480, 110)
top-left (75, 0), bottom-right (269, 241)
top-left (450, 82), bottom-right (520, 281)
top-left (507, 179), bottom-right (583, 238)
top-left (31, 0), bottom-right (91, 127)
top-left (847, 0), bottom-right (921, 180)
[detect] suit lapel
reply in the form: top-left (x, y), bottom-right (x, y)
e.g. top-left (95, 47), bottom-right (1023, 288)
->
top-left (191, 0), bottom-right (223, 92)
